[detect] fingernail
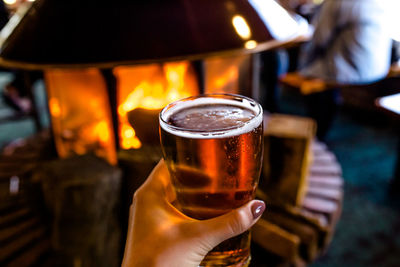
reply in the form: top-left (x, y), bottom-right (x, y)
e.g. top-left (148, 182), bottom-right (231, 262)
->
top-left (251, 200), bottom-right (265, 219)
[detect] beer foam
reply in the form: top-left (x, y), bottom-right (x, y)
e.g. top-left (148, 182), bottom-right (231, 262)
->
top-left (160, 96), bottom-right (263, 139)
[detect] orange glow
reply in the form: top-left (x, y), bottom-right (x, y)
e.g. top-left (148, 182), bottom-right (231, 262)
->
top-left (95, 121), bottom-right (110, 143)
top-left (114, 61), bottom-right (199, 149)
top-left (45, 69), bottom-right (117, 165)
top-left (214, 67), bottom-right (238, 89)
top-left (49, 97), bottom-right (61, 117)
top-left (204, 55), bottom-right (247, 94)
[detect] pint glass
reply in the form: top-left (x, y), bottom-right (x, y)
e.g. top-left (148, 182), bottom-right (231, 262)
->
top-left (159, 94), bottom-right (263, 267)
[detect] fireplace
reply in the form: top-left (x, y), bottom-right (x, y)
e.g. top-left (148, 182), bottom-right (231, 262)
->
top-left (41, 54), bottom-right (254, 165)
top-left (0, 54), bottom-right (259, 266)
top-left (0, 0), bottom-right (307, 162)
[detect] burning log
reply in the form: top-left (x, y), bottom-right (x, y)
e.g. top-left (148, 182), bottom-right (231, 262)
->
top-left (127, 107), bottom-right (161, 145)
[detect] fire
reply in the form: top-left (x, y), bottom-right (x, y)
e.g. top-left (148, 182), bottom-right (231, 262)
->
top-left (49, 97), bottom-right (61, 117)
top-left (114, 61), bottom-right (199, 149)
top-left (204, 55), bottom-right (247, 94)
top-left (45, 69), bottom-right (117, 165)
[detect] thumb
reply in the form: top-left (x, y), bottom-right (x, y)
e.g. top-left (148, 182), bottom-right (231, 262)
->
top-left (200, 200), bottom-right (266, 249)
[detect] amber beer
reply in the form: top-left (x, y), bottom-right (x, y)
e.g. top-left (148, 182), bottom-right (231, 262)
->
top-left (159, 94), bottom-right (263, 267)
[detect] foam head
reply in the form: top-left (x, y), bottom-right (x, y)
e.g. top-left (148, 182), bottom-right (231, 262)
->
top-left (159, 94), bottom-right (263, 139)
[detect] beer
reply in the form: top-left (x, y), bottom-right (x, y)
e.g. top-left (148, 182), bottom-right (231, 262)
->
top-left (159, 94), bottom-right (263, 267)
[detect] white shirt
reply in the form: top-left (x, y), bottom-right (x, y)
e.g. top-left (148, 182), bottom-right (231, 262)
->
top-left (300, 0), bottom-right (393, 85)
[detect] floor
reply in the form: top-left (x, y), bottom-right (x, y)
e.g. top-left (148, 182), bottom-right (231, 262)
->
top-left (0, 72), bottom-right (399, 266)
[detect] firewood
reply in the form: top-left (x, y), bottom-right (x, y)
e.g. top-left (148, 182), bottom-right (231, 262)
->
top-left (306, 186), bottom-right (344, 202)
top-left (262, 209), bottom-right (319, 262)
top-left (256, 189), bottom-right (330, 251)
top-left (308, 175), bottom-right (344, 188)
top-left (281, 207), bottom-right (331, 252)
top-left (261, 114), bottom-right (316, 206)
top-left (309, 163), bottom-right (342, 176)
top-left (311, 150), bottom-right (337, 165)
top-left (311, 140), bottom-right (327, 154)
top-left (301, 195), bottom-right (342, 229)
top-left (253, 218), bottom-right (301, 262)
top-left (302, 197), bottom-right (337, 217)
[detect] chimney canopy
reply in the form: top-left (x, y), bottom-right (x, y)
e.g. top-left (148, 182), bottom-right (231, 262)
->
top-left (0, 0), bottom-right (305, 69)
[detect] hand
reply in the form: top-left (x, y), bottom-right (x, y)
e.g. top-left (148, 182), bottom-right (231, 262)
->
top-left (122, 160), bottom-right (266, 267)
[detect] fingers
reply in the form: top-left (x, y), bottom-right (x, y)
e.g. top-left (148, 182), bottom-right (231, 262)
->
top-left (199, 200), bottom-right (266, 249)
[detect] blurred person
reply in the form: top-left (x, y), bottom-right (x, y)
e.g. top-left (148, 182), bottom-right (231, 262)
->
top-left (259, 0), bottom-right (312, 113)
top-left (278, 0), bottom-right (320, 21)
top-left (278, 0), bottom-right (313, 12)
top-left (2, 71), bottom-right (38, 113)
top-left (122, 160), bottom-right (266, 267)
top-left (283, 0), bottom-right (392, 141)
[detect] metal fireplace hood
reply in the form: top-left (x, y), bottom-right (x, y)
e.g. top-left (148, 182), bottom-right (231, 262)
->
top-left (0, 0), bottom-right (306, 69)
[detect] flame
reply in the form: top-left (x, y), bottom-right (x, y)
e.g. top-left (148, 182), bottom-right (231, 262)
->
top-left (45, 69), bottom-right (117, 165)
top-left (49, 97), bottom-right (61, 117)
top-left (204, 55), bottom-right (247, 94)
top-left (115, 61), bottom-right (199, 149)
top-left (214, 66), bottom-right (238, 89)
top-left (94, 121), bottom-right (110, 143)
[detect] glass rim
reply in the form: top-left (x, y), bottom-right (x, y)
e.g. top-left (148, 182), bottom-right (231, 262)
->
top-left (159, 93), bottom-right (263, 137)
